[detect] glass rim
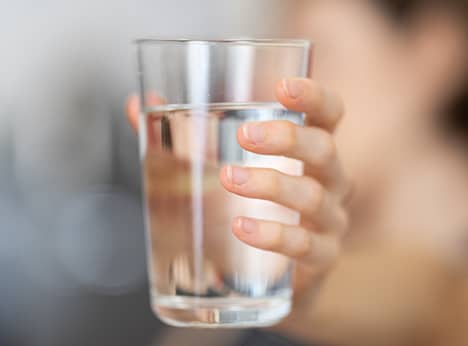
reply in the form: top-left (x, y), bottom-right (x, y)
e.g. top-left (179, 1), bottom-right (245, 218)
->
top-left (134, 38), bottom-right (312, 48)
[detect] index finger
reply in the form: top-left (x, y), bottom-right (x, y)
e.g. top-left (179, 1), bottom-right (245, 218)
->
top-left (275, 78), bottom-right (344, 132)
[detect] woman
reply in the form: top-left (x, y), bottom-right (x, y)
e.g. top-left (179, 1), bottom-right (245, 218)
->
top-left (127, 0), bottom-right (468, 345)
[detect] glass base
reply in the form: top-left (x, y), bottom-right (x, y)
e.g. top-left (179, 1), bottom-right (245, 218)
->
top-left (152, 295), bottom-right (291, 328)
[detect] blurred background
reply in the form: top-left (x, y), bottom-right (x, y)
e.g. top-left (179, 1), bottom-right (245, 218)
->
top-left (2, 0), bottom-right (468, 345)
top-left (0, 1), bottom-right (288, 345)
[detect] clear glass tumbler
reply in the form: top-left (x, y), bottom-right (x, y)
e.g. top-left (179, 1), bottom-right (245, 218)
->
top-left (136, 39), bottom-right (311, 328)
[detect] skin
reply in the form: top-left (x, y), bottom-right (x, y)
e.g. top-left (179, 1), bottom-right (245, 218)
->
top-left (127, 79), bottom-right (349, 293)
top-left (128, 80), bottom-right (352, 339)
top-left (127, 2), bottom-right (468, 345)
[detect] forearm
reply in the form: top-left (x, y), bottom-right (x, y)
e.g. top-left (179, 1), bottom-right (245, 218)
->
top-left (271, 241), bottom-right (460, 346)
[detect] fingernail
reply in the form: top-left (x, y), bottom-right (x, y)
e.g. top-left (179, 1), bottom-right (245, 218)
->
top-left (226, 166), bottom-right (249, 185)
top-left (242, 122), bottom-right (266, 143)
top-left (282, 79), bottom-right (303, 99)
top-left (239, 217), bottom-right (257, 234)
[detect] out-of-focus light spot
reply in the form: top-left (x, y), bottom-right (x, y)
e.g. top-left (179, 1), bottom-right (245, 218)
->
top-left (56, 185), bottom-right (146, 295)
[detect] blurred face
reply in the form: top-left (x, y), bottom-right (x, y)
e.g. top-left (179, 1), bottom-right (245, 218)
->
top-left (288, 0), bottom-right (466, 192)
top-left (284, 1), bottom-right (468, 251)
top-left (285, 1), bottom-right (406, 194)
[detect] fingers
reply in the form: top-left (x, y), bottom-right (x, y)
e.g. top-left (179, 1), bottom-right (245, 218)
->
top-left (219, 166), bottom-right (347, 233)
top-left (237, 121), bottom-right (346, 190)
top-left (232, 217), bottom-right (339, 267)
top-left (275, 78), bottom-right (344, 132)
top-left (126, 94), bottom-right (139, 132)
top-left (125, 93), bottom-right (167, 133)
top-left (238, 78), bottom-right (347, 190)
top-left (238, 121), bottom-right (334, 175)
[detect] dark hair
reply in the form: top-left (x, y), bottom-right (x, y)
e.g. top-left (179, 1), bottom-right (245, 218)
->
top-left (376, 0), bottom-right (468, 138)
top-left (376, 0), bottom-right (468, 25)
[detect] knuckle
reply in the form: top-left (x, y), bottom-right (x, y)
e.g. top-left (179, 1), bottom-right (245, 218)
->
top-left (264, 223), bottom-right (284, 251)
top-left (276, 121), bottom-right (297, 154)
top-left (315, 131), bottom-right (336, 167)
top-left (300, 179), bottom-right (325, 214)
top-left (263, 170), bottom-right (282, 199)
top-left (295, 234), bottom-right (312, 259)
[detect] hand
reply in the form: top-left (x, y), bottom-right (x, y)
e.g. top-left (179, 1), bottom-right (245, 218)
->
top-left (217, 79), bottom-right (350, 304)
top-left (126, 78), bottom-right (350, 327)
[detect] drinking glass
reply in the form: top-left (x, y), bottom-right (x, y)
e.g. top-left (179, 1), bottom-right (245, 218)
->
top-left (136, 38), bottom-right (311, 327)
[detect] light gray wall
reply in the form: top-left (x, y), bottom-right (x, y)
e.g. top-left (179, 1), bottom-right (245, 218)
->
top-left (0, 2), bottom-right (290, 345)
top-left (1, 0), bottom-right (287, 195)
